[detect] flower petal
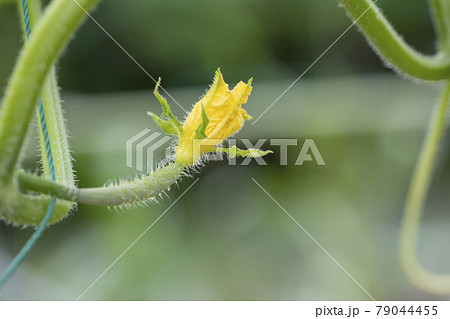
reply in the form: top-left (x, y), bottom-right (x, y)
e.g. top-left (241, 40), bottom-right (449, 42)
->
top-left (205, 75), bottom-right (252, 141)
top-left (175, 69), bottom-right (253, 165)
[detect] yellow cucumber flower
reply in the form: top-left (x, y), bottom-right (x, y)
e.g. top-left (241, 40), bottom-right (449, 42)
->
top-left (175, 68), bottom-right (253, 165)
top-left (149, 69), bottom-right (272, 167)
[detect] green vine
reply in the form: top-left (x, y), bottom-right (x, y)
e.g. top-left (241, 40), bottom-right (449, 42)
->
top-left (337, 0), bottom-right (450, 294)
top-left (18, 0), bottom-right (76, 219)
top-left (400, 82), bottom-right (450, 295)
top-left (0, 0), bottom-right (99, 185)
top-left (0, 0), bottom-right (100, 226)
top-left (337, 0), bottom-right (450, 80)
top-left (430, 0), bottom-right (450, 52)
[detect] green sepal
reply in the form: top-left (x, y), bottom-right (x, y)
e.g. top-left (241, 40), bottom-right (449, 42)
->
top-left (152, 78), bottom-right (183, 135)
top-left (147, 111), bottom-right (180, 135)
top-left (214, 145), bottom-right (273, 158)
top-left (194, 105), bottom-right (209, 139)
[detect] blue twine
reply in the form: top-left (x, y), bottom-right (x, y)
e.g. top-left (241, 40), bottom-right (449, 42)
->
top-left (0, 198), bottom-right (56, 287)
top-left (21, 0), bottom-right (31, 37)
top-left (0, 0), bottom-right (57, 289)
top-left (38, 99), bottom-right (56, 181)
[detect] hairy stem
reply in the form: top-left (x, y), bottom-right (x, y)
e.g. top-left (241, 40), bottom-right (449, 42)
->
top-left (0, 0), bottom-right (99, 186)
top-left (400, 82), bottom-right (450, 295)
top-left (16, 170), bottom-right (78, 202)
top-left (0, 0), bottom-right (100, 226)
top-left (337, 0), bottom-right (450, 80)
top-left (39, 69), bottom-right (75, 187)
top-left (18, 0), bottom-right (76, 218)
top-left (429, 0), bottom-right (450, 53)
top-left (17, 163), bottom-right (185, 206)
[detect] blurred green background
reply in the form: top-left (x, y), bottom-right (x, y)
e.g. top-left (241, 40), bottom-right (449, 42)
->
top-left (1, 0), bottom-right (450, 300)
